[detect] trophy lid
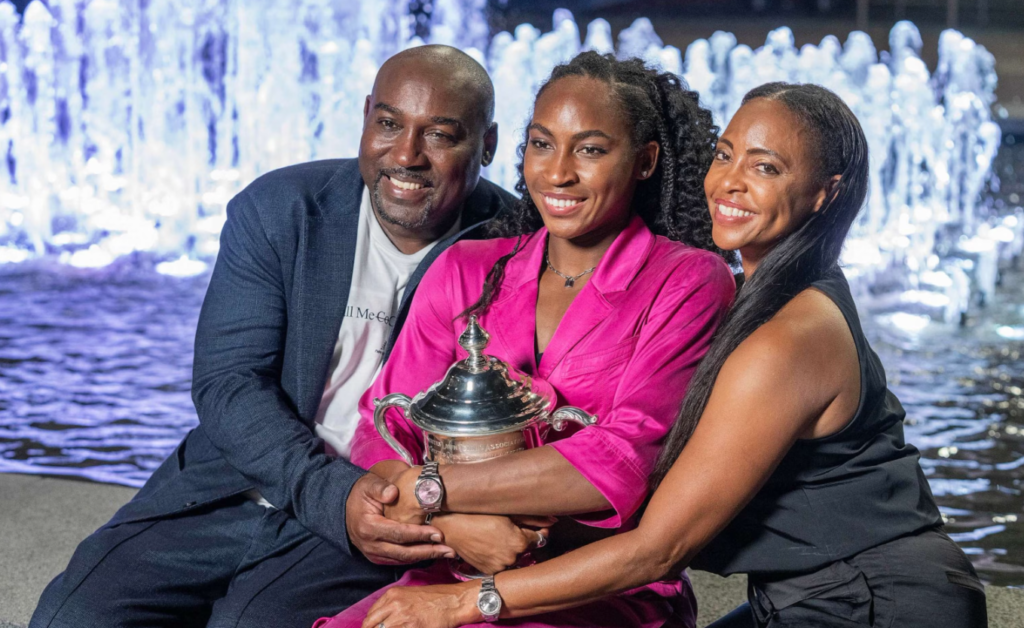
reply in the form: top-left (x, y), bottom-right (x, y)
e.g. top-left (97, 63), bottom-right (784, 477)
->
top-left (406, 316), bottom-right (555, 437)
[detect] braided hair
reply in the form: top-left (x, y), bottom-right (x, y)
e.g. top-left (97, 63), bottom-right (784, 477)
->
top-left (649, 83), bottom-right (870, 490)
top-left (460, 51), bottom-right (727, 320)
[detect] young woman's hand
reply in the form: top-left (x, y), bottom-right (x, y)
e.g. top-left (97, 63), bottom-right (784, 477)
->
top-left (360, 583), bottom-right (480, 628)
top-left (432, 513), bottom-right (554, 575)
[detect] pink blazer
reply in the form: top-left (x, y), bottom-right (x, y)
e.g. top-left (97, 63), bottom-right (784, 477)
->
top-left (351, 215), bottom-right (735, 529)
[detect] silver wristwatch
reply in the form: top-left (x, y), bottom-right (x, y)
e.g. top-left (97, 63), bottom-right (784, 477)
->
top-left (477, 576), bottom-right (502, 622)
top-left (414, 461), bottom-right (444, 513)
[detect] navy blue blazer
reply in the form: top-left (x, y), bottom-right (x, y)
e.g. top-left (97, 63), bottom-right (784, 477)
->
top-left (107, 159), bottom-right (513, 553)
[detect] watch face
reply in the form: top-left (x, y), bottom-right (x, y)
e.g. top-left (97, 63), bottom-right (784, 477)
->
top-left (478, 591), bottom-right (501, 616)
top-left (416, 479), bottom-right (442, 506)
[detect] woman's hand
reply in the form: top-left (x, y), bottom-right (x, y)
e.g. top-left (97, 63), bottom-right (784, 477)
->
top-left (361, 583), bottom-right (480, 628)
top-left (432, 513), bottom-right (554, 575)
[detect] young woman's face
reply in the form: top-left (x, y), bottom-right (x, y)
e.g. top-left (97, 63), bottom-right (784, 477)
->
top-left (704, 98), bottom-right (833, 266)
top-left (524, 76), bottom-right (657, 245)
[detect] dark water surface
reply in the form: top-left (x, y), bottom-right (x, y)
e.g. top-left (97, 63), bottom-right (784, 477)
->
top-left (867, 268), bottom-right (1024, 588)
top-left (0, 261), bottom-right (206, 486)
top-left (1, 257), bottom-right (1023, 586)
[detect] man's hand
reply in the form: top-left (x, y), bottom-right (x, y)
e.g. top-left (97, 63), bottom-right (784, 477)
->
top-left (386, 465), bottom-right (431, 524)
top-left (432, 513), bottom-right (553, 575)
top-left (346, 473), bottom-right (456, 565)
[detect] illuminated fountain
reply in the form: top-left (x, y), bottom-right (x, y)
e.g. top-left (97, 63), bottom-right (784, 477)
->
top-left (1, 2), bottom-right (1022, 580)
top-left (0, 0), bottom-right (1016, 321)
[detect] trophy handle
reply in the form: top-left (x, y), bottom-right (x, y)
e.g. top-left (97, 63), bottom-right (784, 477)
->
top-left (373, 393), bottom-right (415, 466)
top-left (548, 406), bottom-right (598, 431)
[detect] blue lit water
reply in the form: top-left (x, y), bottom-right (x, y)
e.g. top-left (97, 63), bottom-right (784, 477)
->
top-left (3, 133), bottom-right (1024, 586)
top-left (0, 259), bottom-right (205, 486)
top-left (2, 255), bottom-right (1023, 586)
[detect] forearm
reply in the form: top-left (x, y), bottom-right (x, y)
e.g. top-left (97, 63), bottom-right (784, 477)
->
top-left (194, 373), bottom-right (366, 547)
top-left (441, 528), bottom-right (676, 619)
top-left (370, 460), bottom-right (410, 483)
top-left (439, 446), bottom-right (610, 516)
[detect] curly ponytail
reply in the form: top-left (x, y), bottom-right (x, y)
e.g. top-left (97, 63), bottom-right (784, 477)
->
top-left (460, 52), bottom-right (727, 320)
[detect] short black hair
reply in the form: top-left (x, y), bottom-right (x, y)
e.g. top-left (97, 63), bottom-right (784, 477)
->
top-left (384, 45), bottom-right (495, 127)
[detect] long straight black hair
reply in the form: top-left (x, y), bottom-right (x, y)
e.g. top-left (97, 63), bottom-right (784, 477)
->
top-left (649, 82), bottom-right (870, 489)
top-left (459, 51), bottom-right (730, 320)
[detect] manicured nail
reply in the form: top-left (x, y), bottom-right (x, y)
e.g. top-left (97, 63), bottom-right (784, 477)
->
top-left (431, 533), bottom-right (443, 543)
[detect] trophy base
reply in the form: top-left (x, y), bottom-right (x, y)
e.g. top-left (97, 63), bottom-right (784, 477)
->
top-left (447, 558), bottom-right (488, 581)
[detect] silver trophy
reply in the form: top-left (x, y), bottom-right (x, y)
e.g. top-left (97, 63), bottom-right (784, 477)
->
top-left (373, 316), bottom-right (597, 466)
top-left (373, 316), bottom-right (597, 578)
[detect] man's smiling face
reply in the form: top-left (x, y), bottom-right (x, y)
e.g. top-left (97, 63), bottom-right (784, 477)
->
top-left (358, 49), bottom-right (495, 246)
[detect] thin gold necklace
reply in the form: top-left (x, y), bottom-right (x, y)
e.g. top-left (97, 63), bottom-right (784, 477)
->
top-left (544, 250), bottom-right (596, 289)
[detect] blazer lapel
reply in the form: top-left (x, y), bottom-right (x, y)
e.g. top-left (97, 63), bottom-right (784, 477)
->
top-left (294, 160), bottom-right (363, 421)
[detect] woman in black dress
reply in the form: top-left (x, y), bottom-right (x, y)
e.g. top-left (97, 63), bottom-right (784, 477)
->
top-left (358, 83), bottom-right (987, 628)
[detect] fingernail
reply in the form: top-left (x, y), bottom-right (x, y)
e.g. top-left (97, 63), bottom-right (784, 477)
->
top-left (431, 533), bottom-right (442, 543)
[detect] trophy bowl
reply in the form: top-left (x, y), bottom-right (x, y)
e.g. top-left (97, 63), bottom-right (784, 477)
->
top-left (373, 316), bottom-right (597, 466)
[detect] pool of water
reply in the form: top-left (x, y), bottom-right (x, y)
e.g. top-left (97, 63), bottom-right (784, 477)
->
top-left (867, 267), bottom-right (1024, 588)
top-left (0, 259), bottom-right (206, 486)
top-left (1, 255), bottom-right (1022, 586)
top-left (3, 135), bottom-right (1024, 583)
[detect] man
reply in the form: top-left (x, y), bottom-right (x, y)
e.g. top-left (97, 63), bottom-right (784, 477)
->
top-left (31, 45), bottom-right (514, 628)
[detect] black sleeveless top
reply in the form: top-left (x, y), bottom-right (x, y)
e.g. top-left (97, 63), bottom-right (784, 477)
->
top-left (692, 269), bottom-right (942, 576)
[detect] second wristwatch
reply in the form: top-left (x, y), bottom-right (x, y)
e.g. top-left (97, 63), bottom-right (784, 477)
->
top-left (414, 461), bottom-right (445, 513)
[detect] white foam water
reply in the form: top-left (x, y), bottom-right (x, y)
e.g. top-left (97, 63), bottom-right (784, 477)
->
top-left (0, 2), bottom-right (1014, 316)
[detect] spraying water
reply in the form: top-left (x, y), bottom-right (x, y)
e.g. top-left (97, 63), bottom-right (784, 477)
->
top-left (0, 1), bottom-right (1014, 319)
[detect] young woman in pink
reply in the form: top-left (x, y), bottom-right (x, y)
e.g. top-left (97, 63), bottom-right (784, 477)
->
top-left (313, 52), bottom-right (736, 628)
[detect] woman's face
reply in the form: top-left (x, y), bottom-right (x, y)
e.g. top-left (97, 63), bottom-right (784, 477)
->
top-left (524, 76), bottom-right (657, 245)
top-left (704, 98), bottom-right (835, 267)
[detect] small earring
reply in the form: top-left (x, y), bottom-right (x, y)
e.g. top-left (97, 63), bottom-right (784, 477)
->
top-left (641, 170), bottom-right (648, 177)
top-left (484, 151), bottom-right (492, 162)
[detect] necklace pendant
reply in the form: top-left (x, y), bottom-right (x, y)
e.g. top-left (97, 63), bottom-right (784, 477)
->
top-left (564, 277), bottom-right (575, 288)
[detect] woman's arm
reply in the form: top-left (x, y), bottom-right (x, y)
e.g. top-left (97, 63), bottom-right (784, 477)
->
top-left (361, 292), bottom-right (859, 626)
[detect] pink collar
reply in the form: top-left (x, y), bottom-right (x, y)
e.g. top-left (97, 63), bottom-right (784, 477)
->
top-left (500, 214), bottom-right (654, 296)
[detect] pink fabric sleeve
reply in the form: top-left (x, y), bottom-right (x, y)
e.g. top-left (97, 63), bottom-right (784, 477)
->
top-left (349, 250), bottom-right (459, 470)
top-left (549, 253), bottom-right (736, 527)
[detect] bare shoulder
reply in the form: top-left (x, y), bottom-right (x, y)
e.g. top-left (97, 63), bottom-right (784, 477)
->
top-left (756, 289), bottom-right (851, 354)
top-left (723, 288), bottom-right (857, 413)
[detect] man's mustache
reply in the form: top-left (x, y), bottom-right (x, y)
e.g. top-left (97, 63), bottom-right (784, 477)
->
top-left (376, 168), bottom-right (433, 188)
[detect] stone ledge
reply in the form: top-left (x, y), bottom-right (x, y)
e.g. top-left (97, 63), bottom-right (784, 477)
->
top-left (2, 473), bottom-right (1021, 628)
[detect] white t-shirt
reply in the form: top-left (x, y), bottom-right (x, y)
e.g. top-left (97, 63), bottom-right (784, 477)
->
top-left (250, 188), bottom-right (458, 509)
top-left (314, 188), bottom-right (458, 458)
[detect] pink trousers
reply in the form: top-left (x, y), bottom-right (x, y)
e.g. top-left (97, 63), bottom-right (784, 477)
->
top-left (313, 562), bottom-right (695, 628)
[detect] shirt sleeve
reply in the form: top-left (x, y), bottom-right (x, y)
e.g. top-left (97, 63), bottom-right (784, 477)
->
top-left (549, 253), bottom-right (736, 527)
top-left (350, 249), bottom-right (459, 470)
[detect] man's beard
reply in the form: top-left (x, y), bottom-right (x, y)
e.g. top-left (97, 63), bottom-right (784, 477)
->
top-left (372, 171), bottom-right (433, 230)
